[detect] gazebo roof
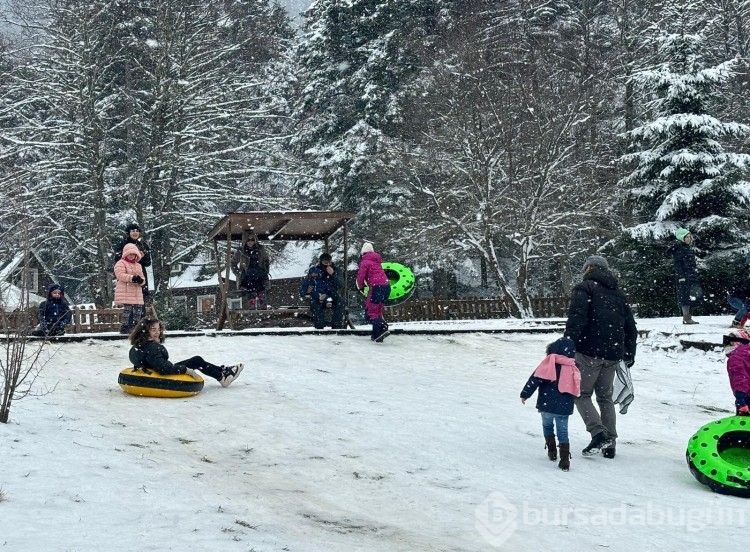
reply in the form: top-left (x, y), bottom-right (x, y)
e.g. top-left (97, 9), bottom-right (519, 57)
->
top-left (207, 211), bottom-right (357, 242)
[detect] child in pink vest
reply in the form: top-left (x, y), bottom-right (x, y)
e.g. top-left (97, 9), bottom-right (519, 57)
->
top-left (520, 337), bottom-right (581, 471)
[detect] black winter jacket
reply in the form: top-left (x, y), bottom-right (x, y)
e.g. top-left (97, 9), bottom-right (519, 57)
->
top-left (37, 288), bottom-right (72, 330)
top-left (520, 363), bottom-right (575, 416)
top-left (563, 268), bottom-right (637, 363)
top-left (668, 241), bottom-right (702, 305)
top-left (129, 341), bottom-right (185, 375)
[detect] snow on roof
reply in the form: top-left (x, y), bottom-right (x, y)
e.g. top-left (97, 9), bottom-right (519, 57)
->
top-left (166, 243), bottom-right (321, 290)
top-left (0, 281), bottom-right (45, 310)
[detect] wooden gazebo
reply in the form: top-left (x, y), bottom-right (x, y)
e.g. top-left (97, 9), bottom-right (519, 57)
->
top-left (207, 211), bottom-right (356, 330)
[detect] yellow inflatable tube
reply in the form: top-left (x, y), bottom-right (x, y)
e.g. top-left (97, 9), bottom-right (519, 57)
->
top-left (118, 367), bottom-right (204, 398)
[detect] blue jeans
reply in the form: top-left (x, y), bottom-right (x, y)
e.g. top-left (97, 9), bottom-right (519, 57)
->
top-left (541, 412), bottom-right (569, 444)
top-left (728, 294), bottom-right (749, 321)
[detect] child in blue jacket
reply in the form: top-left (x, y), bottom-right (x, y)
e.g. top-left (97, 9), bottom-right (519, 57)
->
top-left (32, 284), bottom-right (72, 337)
top-left (520, 337), bottom-right (581, 471)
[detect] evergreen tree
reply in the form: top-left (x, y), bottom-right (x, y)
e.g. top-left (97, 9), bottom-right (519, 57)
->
top-left (617, 7), bottom-right (750, 315)
top-left (292, 0), bottom-right (441, 251)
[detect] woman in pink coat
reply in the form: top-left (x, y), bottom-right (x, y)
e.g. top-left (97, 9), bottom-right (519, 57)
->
top-left (114, 243), bottom-right (146, 334)
top-left (356, 242), bottom-right (391, 342)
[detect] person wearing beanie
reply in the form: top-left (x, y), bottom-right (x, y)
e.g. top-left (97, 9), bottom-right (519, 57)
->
top-left (356, 243), bottom-right (391, 342)
top-left (298, 251), bottom-right (345, 329)
top-left (667, 228), bottom-right (703, 324)
top-left (112, 222), bottom-right (152, 301)
top-left (32, 283), bottom-right (72, 337)
top-left (727, 254), bottom-right (750, 329)
top-left (520, 337), bottom-right (581, 471)
top-left (563, 254), bottom-right (637, 459)
top-left (231, 231), bottom-right (271, 309)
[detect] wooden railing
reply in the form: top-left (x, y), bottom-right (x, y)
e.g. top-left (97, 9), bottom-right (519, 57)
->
top-left (1, 297), bottom-right (571, 333)
top-left (0, 307), bottom-right (123, 334)
top-left (385, 296), bottom-right (569, 322)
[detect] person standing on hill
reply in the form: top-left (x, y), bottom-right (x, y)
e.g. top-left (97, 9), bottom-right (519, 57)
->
top-left (231, 232), bottom-right (270, 309)
top-left (113, 223), bottom-right (152, 301)
top-left (114, 243), bottom-right (146, 334)
top-left (563, 255), bottom-right (637, 459)
top-left (668, 228), bottom-right (703, 325)
top-left (356, 242), bottom-right (391, 342)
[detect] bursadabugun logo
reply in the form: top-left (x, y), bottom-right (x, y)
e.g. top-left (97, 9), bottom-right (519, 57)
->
top-left (475, 491), bottom-right (518, 548)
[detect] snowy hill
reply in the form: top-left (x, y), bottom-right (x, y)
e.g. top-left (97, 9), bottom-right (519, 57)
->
top-left (3, 316), bottom-right (750, 551)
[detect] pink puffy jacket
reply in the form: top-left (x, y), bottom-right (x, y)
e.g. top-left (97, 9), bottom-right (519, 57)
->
top-left (114, 243), bottom-right (145, 306)
top-left (728, 344), bottom-right (750, 396)
top-left (356, 251), bottom-right (390, 290)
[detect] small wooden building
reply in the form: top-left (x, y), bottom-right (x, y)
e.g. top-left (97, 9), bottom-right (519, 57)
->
top-left (0, 251), bottom-right (56, 310)
top-left (207, 211), bottom-right (356, 330)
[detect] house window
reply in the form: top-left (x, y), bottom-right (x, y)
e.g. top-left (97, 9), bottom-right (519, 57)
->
top-left (15, 267), bottom-right (38, 292)
top-left (27, 268), bottom-right (38, 292)
top-left (171, 296), bottom-right (187, 309)
top-left (228, 297), bottom-right (243, 311)
top-left (170, 263), bottom-right (183, 276)
top-left (196, 295), bottom-right (215, 313)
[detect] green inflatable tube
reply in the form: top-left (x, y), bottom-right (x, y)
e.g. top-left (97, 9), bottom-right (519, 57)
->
top-left (686, 415), bottom-right (750, 497)
top-left (361, 262), bottom-right (416, 306)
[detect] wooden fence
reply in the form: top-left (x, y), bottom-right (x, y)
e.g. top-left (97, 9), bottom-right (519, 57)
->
top-left (0, 307), bottom-right (123, 334)
top-left (385, 296), bottom-right (569, 322)
top-left (0, 297), bottom-right (571, 333)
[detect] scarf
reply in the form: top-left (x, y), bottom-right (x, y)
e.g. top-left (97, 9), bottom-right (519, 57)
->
top-left (532, 354), bottom-right (581, 397)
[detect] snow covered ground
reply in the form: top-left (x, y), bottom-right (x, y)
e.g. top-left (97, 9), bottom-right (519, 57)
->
top-left (3, 315), bottom-right (749, 551)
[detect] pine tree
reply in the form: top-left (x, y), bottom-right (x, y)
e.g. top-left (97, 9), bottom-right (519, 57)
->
top-left (617, 6), bottom-right (750, 315)
top-left (292, 0), bottom-right (441, 250)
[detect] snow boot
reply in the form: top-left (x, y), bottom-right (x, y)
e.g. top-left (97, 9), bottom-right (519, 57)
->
top-left (582, 431), bottom-right (614, 456)
top-left (682, 316), bottom-right (699, 325)
top-left (558, 443), bottom-right (571, 471)
top-left (544, 435), bottom-right (557, 461)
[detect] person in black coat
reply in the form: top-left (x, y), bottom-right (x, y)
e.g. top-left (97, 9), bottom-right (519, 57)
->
top-left (563, 255), bottom-right (637, 459)
top-left (32, 284), bottom-right (72, 336)
top-left (300, 253), bottom-right (345, 329)
top-left (113, 223), bottom-right (152, 299)
top-left (667, 228), bottom-right (703, 324)
top-left (128, 316), bottom-right (244, 387)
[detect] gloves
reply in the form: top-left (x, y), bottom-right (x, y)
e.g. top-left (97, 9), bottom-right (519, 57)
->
top-left (131, 275), bottom-right (144, 284)
top-left (739, 406), bottom-right (750, 416)
top-left (178, 365), bottom-right (198, 379)
top-left (318, 293), bottom-right (327, 302)
top-left (625, 359), bottom-right (635, 368)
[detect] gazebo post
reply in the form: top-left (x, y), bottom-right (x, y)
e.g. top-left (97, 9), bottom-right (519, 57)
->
top-left (216, 219), bottom-right (234, 331)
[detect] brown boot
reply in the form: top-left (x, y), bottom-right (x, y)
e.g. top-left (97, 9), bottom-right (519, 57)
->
top-left (558, 443), bottom-right (571, 471)
top-left (544, 435), bottom-right (557, 461)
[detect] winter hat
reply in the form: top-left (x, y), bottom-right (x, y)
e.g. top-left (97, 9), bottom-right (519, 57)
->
top-left (361, 242), bottom-right (374, 254)
top-left (122, 243), bottom-right (143, 260)
top-left (547, 337), bottom-right (576, 358)
top-left (319, 253), bottom-right (332, 263)
top-left (125, 222), bottom-right (141, 233)
top-left (48, 283), bottom-right (64, 297)
top-left (582, 255), bottom-right (609, 272)
top-left (675, 228), bottom-right (691, 242)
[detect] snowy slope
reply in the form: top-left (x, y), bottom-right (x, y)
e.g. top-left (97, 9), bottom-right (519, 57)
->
top-left (3, 316), bottom-right (749, 551)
